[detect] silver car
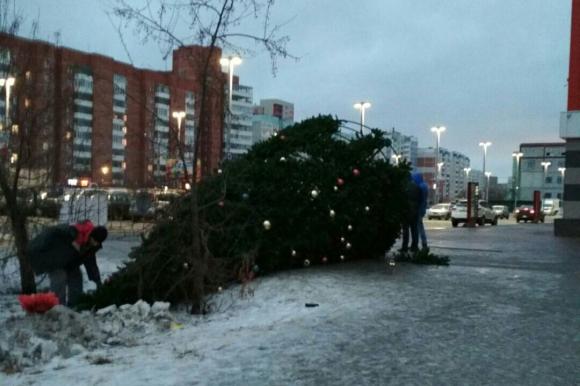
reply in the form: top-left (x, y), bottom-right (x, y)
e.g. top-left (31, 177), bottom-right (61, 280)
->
top-left (427, 203), bottom-right (452, 220)
top-left (451, 200), bottom-right (498, 227)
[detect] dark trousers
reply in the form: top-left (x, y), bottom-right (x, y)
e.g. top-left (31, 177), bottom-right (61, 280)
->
top-left (401, 220), bottom-right (419, 252)
top-left (49, 267), bottom-right (83, 306)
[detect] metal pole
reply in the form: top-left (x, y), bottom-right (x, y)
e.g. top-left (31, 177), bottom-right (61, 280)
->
top-left (226, 62), bottom-right (233, 159)
top-left (435, 134), bottom-right (439, 204)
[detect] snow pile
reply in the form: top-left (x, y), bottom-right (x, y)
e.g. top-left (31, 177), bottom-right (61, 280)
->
top-left (0, 300), bottom-right (173, 372)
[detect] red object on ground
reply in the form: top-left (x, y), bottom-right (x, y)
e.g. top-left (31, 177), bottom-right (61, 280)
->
top-left (18, 292), bottom-right (60, 313)
top-left (73, 220), bottom-right (95, 246)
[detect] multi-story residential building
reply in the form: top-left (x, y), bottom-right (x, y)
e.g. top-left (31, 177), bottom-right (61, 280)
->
top-left (0, 32), bottom-right (225, 188)
top-left (252, 99), bottom-right (294, 144)
top-left (514, 142), bottom-right (566, 202)
top-left (416, 147), bottom-right (470, 203)
top-left (223, 77), bottom-right (253, 159)
top-left (383, 128), bottom-right (418, 169)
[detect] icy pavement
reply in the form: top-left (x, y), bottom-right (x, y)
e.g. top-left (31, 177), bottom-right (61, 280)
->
top-left (1, 224), bottom-right (579, 385)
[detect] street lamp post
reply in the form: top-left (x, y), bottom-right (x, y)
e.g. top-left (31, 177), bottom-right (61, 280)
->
top-left (100, 165), bottom-right (110, 186)
top-left (437, 162), bottom-right (445, 201)
top-left (391, 154), bottom-right (402, 165)
top-left (541, 161), bottom-right (551, 197)
top-left (0, 76), bottom-right (15, 129)
top-left (431, 126), bottom-right (446, 204)
top-left (219, 56), bottom-right (242, 159)
top-left (558, 167), bottom-right (566, 179)
top-left (463, 167), bottom-right (471, 197)
top-left (172, 111), bottom-right (186, 142)
top-left (478, 141), bottom-right (492, 200)
top-left (512, 151), bottom-right (523, 210)
top-left (172, 111), bottom-right (187, 187)
top-left (353, 101), bottom-right (371, 134)
top-left (485, 171), bottom-right (492, 202)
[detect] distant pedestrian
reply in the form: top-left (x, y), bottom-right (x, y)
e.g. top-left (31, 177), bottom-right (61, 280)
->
top-left (412, 172), bottom-right (429, 250)
top-left (28, 220), bottom-right (108, 306)
top-left (400, 174), bottom-right (422, 253)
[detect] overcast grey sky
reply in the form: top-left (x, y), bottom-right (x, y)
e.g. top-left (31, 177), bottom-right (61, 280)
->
top-left (18, 0), bottom-right (572, 181)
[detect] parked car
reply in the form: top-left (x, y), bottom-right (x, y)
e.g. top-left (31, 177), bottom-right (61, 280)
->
top-left (427, 203), bottom-right (452, 220)
top-left (130, 190), bottom-right (155, 220)
top-left (492, 205), bottom-right (510, 219)
top-left (107, 189), bottom-right (131, 220)
top-left (542, 199), bottom-right (561, 216)
top-left (451, 199), bottom-right (498, 227)
top-left (37, 188), bottom-right (64, 218)
top-left (515, 205), bottom-right (545, 223)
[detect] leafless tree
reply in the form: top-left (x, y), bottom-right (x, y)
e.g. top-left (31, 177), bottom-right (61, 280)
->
top-left (0, 1), bottom-right (63, 293)
top-left (109, 0), bottom-right (294, 313)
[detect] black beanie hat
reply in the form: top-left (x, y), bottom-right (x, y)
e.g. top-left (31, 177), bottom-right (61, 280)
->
top-left (90, 226), bottom-right (108, 243)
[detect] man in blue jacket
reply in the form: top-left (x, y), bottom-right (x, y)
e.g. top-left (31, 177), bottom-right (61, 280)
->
top-left (412, 172), bottom-right (429, 251)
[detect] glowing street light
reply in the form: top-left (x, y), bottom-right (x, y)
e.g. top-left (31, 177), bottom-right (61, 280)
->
top-left (541, 161), bottom-right (551, 178)
top-left (431, 126), bottom-right (446, 203)
top-left (463, 167), bottom-right (471, 197)
top-left (0, 76), bottom-right (15, 127)
top-left (353, 101), bottom-right (371, 133)
top-left (172, 111), bottom-right (186, 141)
top-left (558, 167), bottom-right (566, 178)
top-left (479, 141), bottom-right (492, 199)
top-left (391, 154), bottom-right (402, 165)
top-left (220, 55), bottom-right (242, 159)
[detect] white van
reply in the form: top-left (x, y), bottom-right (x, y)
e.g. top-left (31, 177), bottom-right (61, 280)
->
top-left (542, 199), bottom-right (561, 216)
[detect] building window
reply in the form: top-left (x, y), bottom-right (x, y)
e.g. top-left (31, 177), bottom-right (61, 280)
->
top-left (544, 193), bottom-right (552, 198)
top-left (557, 193), bottom-right (562, 199)
top-left (557, 176), bottom-right (562, 184)
top-left (545, 176), bottom-right (552, 184)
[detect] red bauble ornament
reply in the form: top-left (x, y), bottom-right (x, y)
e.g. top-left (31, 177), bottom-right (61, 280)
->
top-left (322, 256), bottom-right (328, 263)
top-left (218, 200), bottom-right (225, 207)
top-left (337, 178), bottom-right (345, 186)
top-left (352, 168), bottom-right (360, 177)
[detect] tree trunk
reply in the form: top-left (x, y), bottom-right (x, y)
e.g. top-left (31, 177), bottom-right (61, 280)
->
top-left (11, 213), bottom-right (36, 294)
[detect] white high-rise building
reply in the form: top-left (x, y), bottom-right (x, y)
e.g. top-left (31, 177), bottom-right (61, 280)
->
top-left (383, 128), bottom-right (418, 169)
top-left (416, 147), bottom-right (471, 203)
top-left (252, 99), bottom-right (294, 144)
top-left (224, 81), bottom-right (254, 159)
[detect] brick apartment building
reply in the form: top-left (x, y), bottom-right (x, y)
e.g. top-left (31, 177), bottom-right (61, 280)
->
top-left (0, 32), bottom-right (225, 189)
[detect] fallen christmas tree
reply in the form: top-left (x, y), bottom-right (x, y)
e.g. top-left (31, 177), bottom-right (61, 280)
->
top-left (77, 115), bottom-right (411, 310)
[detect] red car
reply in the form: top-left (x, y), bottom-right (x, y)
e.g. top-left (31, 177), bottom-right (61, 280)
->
top-left (515, 205), bottom-right (545, 223)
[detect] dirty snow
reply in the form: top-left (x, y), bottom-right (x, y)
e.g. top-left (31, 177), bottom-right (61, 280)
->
top-left (1, 225), bottom-right (579, 386)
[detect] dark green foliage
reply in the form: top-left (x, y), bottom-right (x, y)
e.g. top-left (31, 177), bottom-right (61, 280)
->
top-left (394, 249), bottom-right (450, 266)
top-left (78, 116), bottom-right (411, 309)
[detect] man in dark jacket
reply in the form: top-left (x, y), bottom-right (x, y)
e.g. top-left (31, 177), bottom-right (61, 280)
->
top-left (28, 220), bottom-right (108, 306)
top-left (400, 176), bottom-right (422, 252)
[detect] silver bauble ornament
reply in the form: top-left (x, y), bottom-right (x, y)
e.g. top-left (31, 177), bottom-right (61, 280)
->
top-left (346, 242), bottom-right (352, 249)
top-left (303, 259), bottom-right (311, 267)
top-left (329, 209), bottom-right (336, 218)
top-left (311, 190), bottom-right (319, 198)
top-left (263, 220), bottom-right (272, 230)
top-left (347, 225), bottom-right (353, 231)
top-left (291, 249), bottom-right (297, 257)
